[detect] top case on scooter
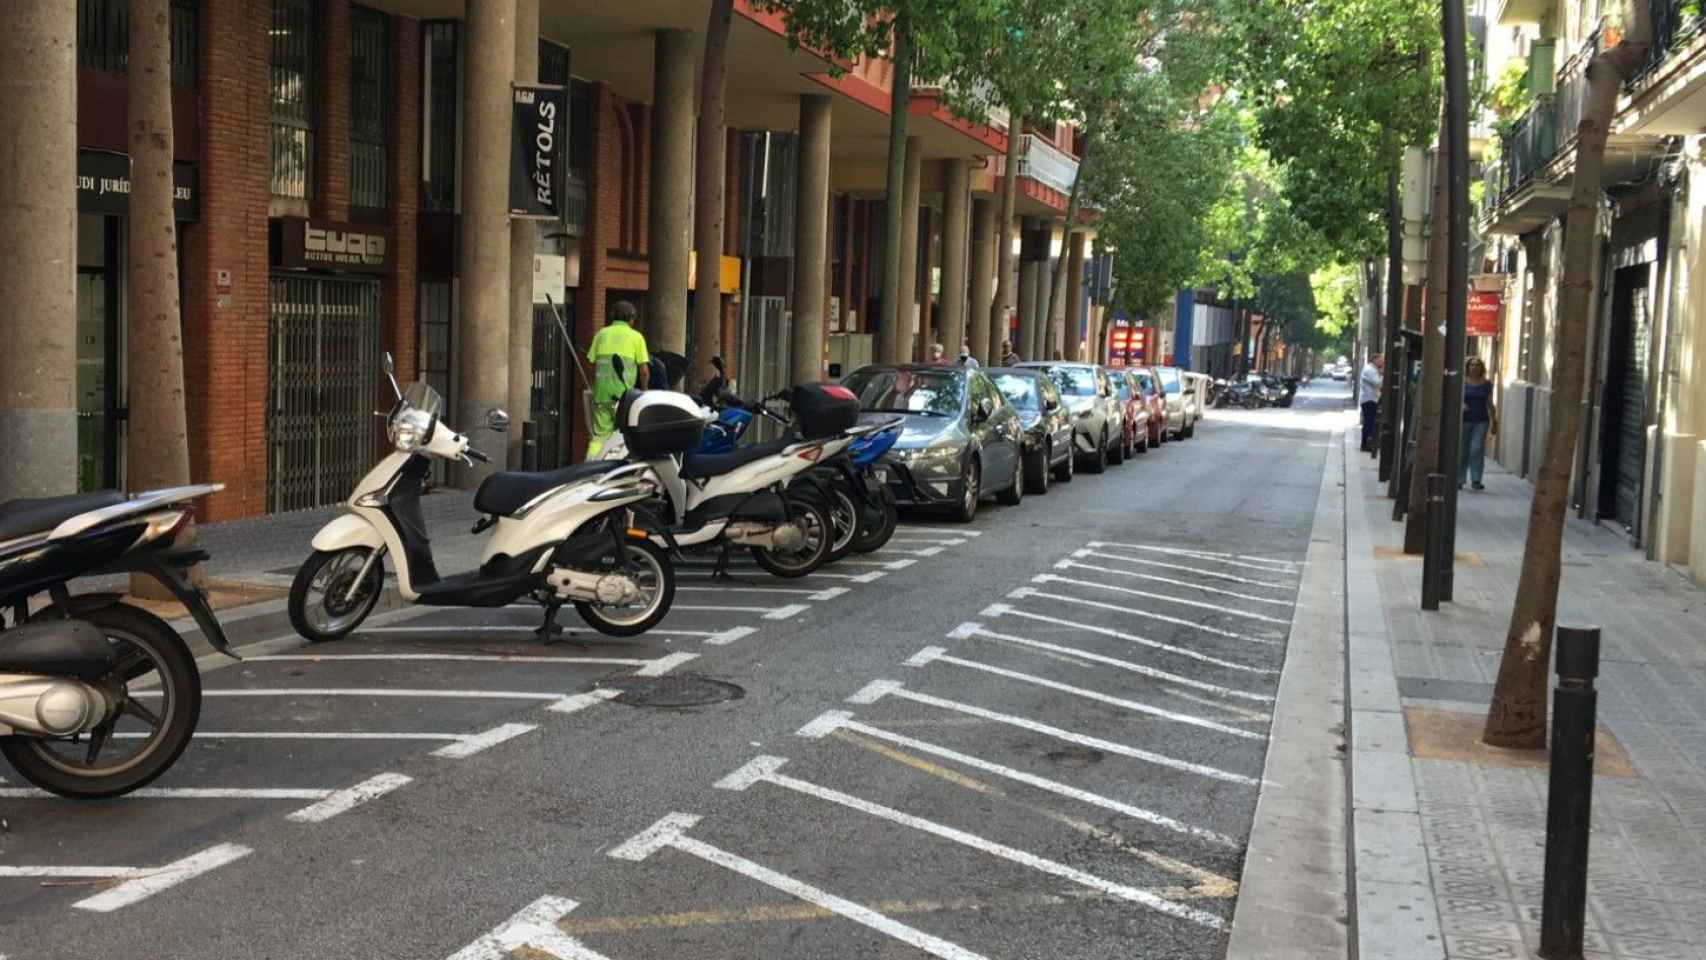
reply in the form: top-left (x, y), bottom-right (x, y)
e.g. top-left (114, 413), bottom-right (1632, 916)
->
top-left (790, 383), bottom-right (860, 439)
top-left (618, 390), bottom-right (707, 458)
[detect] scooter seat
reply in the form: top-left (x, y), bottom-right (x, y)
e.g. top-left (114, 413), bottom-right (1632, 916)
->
top-left (473, 462), bottom-right (616, 518)
top-left (679, 439), bottom-right (794, 480)
top-left (0, 491), bottom-right (127, 542)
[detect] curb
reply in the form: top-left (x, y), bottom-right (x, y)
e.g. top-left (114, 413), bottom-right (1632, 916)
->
top-left (1342, 431), bottom-right (1445, 959)
top-left (1225, 426), bottom-right (1351, 959)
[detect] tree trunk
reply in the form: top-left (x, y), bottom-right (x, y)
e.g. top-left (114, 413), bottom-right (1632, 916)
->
top-left (1404, 126), bottom-right (1449, 554)
top-left (126, 0), bottom-right (199, 594)
top-left (691, 0), bottom-right (732, 392)
top-left (879, 19), bottom-right (913, 364)
top-left (1382, 154), bottom-right (1405, 486)
top-left (1046, 131), bottom-right (1094, 359)
top-left (989, 110), bottom-right (1022, 363)
top-left (1484, 1), bottom-right (1652, 749)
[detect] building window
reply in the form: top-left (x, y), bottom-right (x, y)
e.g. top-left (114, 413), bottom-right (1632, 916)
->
top-left (350, 6), bottom-right (389, 209)
top-left (538, 39), bottom-right (569, 85)
top-left (270, 0), bottom-right (317, 200)
top-left (76, 0), bottom-right (199, 86)
top-left (421, 21), bottom-right (459, 214)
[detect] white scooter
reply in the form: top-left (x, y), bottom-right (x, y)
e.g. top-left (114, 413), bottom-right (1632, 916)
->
top-left (598, 385), bottom-right (870, 578)
top-left (287, 355), bottom-right (682, 642)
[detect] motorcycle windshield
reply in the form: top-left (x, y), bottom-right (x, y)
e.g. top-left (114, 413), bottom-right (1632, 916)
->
top-left (402, 381), bottom-right (444, 417)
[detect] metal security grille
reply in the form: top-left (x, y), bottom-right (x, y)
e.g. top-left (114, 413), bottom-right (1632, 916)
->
top-left (271, 0), bottom-right (316, 200)
top-left (77, 0), bottom-right (199, 85)
top-left (268, 276), bottom-right (381, 513)
top-left (538, 39), bottom-right (569, 85)
top-left (531, 305), bottom-right (566, 470)
top-left (421, 22), bottom-right (459, 213)
top-left (350, 6), bottom-right (389, 208)
top-left (419, 280), bottom-right (454, 486)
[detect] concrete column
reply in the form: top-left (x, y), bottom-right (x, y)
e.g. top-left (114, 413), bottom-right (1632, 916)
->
top-left (506, 0), bottom-right (538, 468)
top-left (1064, 232), bottom-right (1087, 361)
top-left (456, 0), bottom-right (516, 485)
top-left (0, 2), bottom-right (77, 499)
top-left (791, 95), bottom-right (832, 385)
top-left (892, 136), bottom-right (924, 363)
top-left (648, 29), bottom-right (695, 355)
top-left (968, 197), bottom-right (995, 364)
top-left (1016, 217), bottom-right (1039, 363)
top-left (939, 160), bottom-right (971, 362)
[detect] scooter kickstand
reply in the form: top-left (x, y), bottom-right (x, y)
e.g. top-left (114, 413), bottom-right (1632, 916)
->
top-left (708, 542), bottom-right (756, 586)
top-left (535, 601), bottom-right (589, 649)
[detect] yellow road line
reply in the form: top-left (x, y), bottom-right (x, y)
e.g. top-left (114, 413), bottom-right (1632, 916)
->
top-left (556, 891), bottom-right (1085, 935)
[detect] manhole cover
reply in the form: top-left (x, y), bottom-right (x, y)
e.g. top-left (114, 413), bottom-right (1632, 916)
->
top-left (600, 673), bottom-right (745, 708)
top-left (1043, 746), bottom-right (1104, 768)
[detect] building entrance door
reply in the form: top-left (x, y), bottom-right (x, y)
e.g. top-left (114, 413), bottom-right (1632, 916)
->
top-left (267, 275), bottom-right (382, 512)
top-left (75, 214), bottom-right (126, 492)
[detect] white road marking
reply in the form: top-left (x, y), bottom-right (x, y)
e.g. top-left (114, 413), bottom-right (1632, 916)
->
top-left (432, 723), bottom-right (539, 759)
top-left (1054, 560), bottom-right (1296, 607)
top-left (905, 646), bottom-right (1263, 740)
top-left (633, 652), bottom-right (699, 676)
top-left (764, 603), bottom-right (810, 620)
top-left (900, 526), bottom-right (982, 536)
top-left (1032, 574), bottom-right (1292, 625)
top-left (714, 756), bottom-right (1226, 931)
top-left (674, 604), bottom-right (796, 616)
top-left (360, 626), bottom-right (742, 643)
top-left (838, 558), bottom-right (917, 570)
top-left (139, 688), bottom-right (573, 701)
top-left (1072, 549), bottom-right (1291, 589)
top-left (705, 626), bottom-right (758, 646)
top-left (1086, 541), bottom-right (1302, 573)
top-left (69, 844), bottom-right (252, 913)
top-left (947, 623), bottom-right (1273, 703)
top-left (979, 603), bottom-right (1276, 674)
top-left (286, 772), bottom-right (412, 823)
top-left (111, 731), bottom-right (464, 743)
top-left (446, 895), bottom-right (612, 960)
top-left (1008, 588), bottom-right (1279, 645)
top-left (609, 812), bottom-right (987, 960)
top-left (845, 680), bottom-right (1257, 785)
top-left (873, 546), bottom-right (944, 557)
top-left (888, 537), bottom-right (966, 546)
top-left (0, 787), bottom-right (331, 800)
top-left (678, 585), bottom-right (848, 601)
top-left (547, 689), bottom-right (623, 713)
top-left (797, 711), bottom-right (1238, 848)
top-left (251, 653), bottom-right (665, 667)
top-left (686, 569), bottom-right (882, 583)
top-left (0, 866), bottom-right (137, 878)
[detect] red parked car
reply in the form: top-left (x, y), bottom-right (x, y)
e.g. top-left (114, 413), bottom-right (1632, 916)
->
top-left (1132, 367), bottom-right (1168, 448)
top-left (1110, 366), bottom-right (1152, 460)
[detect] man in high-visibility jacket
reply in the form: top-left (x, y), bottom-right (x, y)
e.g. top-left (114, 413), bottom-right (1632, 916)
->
top-left (587, 300), bottom-right (649, 458)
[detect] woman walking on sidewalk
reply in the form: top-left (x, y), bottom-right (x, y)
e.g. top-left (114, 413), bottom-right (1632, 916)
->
top-left (1460, 357), bottom-right (1496, 490)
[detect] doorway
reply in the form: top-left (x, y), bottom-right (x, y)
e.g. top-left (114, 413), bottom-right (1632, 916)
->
top-left (1597, 266), bottom-right (1651, 535)
top-left (75, 214), bottom-right (126, 492)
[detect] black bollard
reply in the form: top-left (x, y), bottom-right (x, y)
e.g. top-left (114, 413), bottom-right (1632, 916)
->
top-left (1393, 439), bottom-right (1417, 522)
top-left (1539, 626), bottom-right (1601, 960)
top-left (1421, 473), bottom-right (1445, 610)
top-left (521, 420), bottom-right (539, 472)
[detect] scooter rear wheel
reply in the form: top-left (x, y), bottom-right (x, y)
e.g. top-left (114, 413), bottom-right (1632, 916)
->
top-left (288, 547), bottom-right (384, 644)
top-left (850, 488), bottom-right (899, 554)
top-left (575, 537), bottom-right (676, 637)
top-left (751, 501), bottom-right (833, 577)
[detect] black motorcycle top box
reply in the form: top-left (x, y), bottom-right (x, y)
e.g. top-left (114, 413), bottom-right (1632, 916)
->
top-left (790, 383), bottom-right (860, 439)
top-left (618, 389), bottom-right (707, 457)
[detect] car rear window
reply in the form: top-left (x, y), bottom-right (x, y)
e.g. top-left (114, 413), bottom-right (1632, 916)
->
top-left (991, 373), bottom-right (1039, 412)
top-left (1159, 368), bottom-right (1181, 394)
top-left (1047, 367), bottom-right (1098, 397)
top-left (843, 368), bottom-right (965, 416)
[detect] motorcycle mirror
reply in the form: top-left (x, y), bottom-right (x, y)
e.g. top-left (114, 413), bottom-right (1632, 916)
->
top-left (381, 352), bottom-right (403, 401)
top-left (487, 408), bottom-right (511, 433)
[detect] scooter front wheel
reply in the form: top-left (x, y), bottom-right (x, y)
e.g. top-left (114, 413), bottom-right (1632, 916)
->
top-left (574, 538), bottom-right (676, 637)
top-left (288, 547), bottom-right (384, 643)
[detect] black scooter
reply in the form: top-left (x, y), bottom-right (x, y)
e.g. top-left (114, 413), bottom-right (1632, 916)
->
top-left (0, 484), bottom-right (229, 798)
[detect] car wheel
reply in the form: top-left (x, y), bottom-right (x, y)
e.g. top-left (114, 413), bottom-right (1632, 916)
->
top-left (1084, 429), bottom-right (1108, 474)
top-left (1137, 428), bottom-right (1149, 454)
top-left (953, 458), bottom-right (981, 523)
top-left (1109, 427), bottom-right (1126, 466)
top-left (1054, 444), bottom-right (1075, 482)
top-left (997, 455), bottom-right (1023, 506)
top-left (1024, 444), bottom-right (1050, 495)
top-left (1183, 421), bottom-right (1196, 438)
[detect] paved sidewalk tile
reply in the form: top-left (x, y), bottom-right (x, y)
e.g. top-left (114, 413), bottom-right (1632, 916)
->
top-left (1347, 435), bottom-right (1706, 960)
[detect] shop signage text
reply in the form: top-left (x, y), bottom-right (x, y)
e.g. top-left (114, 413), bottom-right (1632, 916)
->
top-left (511, 84), bottom-right (569, 220)
top-left (1467, 290), bottom-right (1502, 337)
top-left (76, 149), bottom-right (199, 222)
top-left (1107, 322), bottom-right (1148, 366)
top-left (277, 218), bottom-right (393, 274)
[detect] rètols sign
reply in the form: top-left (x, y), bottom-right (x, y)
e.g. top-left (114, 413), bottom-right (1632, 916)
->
top-left (277, 217), bottom-right (392, 274)
top-left (510, 84), bottom-right (568, 219)
top-left (76, 149), bottom-right (199, 222)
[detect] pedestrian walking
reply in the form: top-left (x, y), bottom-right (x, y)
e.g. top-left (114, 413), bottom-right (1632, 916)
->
top-left (586, 300), bottom-right (650, 458)
top-left (1459, 356), bottom-right (1496, 491)
top-left (929, 342), bottom-right (948, 364)
top-left (1358, 355), bottom-right (1383, 452)
top-left (957, 341), bottom-right (979, 368)
top-left (1000, 342), bottom-right (1020, 366)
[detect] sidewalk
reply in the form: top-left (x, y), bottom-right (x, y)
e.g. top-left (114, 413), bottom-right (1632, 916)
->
top-left (1345, 433), bottom-right (1706, 960)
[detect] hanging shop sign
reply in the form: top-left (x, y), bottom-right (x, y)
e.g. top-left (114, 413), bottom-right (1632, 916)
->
top-left (276, 217), bottom-right (393, 274)
top-left (1467, 289), bottom-right (1502, 337)
top-left (510, 84), bottom-right (568, 220)
top-left (76, 149), bottom-right (199, 222)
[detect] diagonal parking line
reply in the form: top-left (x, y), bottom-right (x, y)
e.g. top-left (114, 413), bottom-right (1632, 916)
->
top-left (10, 843), bottom-right (254, 913)
top-left (979, 604), bottom-right (1276, 674)
top-left (946, 623), bottom-right (1274, 703)
top-left (673, 603), bottom-right (809, 620)
top-left (872, 546), bottom-right (944, 558)
top-left (285, 772), bottom-right (413, 822)
top-left (904, 647), bottom-right (1263, 740)
top-left (677, 585), bottom-right (848, 601)
top-left (1053, 560), bottom-right (1295, 607)
top-left (359, 625), bottom-right (753, 645)
top-left (446, 895), bottom-right (614, 960)
top-left (796, 710), bottom-right (1239, 848)
top-left (713, 756), bottom-right (1227, 931)
top-left (846, 680), bottom-right (1258, 785)
top-left (1032, 574), bottom-right (1292, 625)
top-left (1071, 549), bottom-right (1291, 589)
top-left (1086, 541), bottom-right (1302, 574)
top-left (610, 813), bottom-right (987, 960)
top-left (0, 786), bottom-right (329, 800)
top-left (250, 653), bottom-right (680, 667)
top-left (838, 558), bottom-right (917, 570)
top-left (899, 527), bottom-right (982, 536)
top-left (887, 537), bottom-right (966, 546)
top-left (1007, 588), bottom-right (1279, 645)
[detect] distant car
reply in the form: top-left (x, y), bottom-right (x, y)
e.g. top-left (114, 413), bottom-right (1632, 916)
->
top-left (1328, 363), bottom-right (1350, 381)
top-left (1154, 366), bottom-right (1195, 439)
top-left (989, 367), bottom-right (1075, 493)
top-left (1134, 367), bottom-right (1168, 447)
top-left (843, 363), bottom-right (1025, 522)
top-left (1181, 372), bottom-right (1213, 428)
top-left (1111, 369), bottom-right (1152, 459)
top-left (1016, 362), bottom-right (1122, 474)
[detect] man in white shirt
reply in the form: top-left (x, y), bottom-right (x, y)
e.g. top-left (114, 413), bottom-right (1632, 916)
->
top-left (1359, 355), bottom-right (1384, 452)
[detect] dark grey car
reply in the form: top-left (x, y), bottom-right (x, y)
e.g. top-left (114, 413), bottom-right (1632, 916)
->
top-left (988, 367), bottom-right (1075, 494)
top-left (842, 364), bottom-right (1025, 522)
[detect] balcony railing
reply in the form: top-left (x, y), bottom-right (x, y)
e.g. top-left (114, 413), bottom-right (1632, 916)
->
top-left (1018, 134), bottom-right (1079, 195)
top-left (1631, 0), bottom-right (1706, 87)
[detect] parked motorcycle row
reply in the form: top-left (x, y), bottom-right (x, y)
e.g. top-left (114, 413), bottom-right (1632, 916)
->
top-left (0, 352), bottom-right (1209, 800)
top-left (1212, 372), bottom-right (1302, 409)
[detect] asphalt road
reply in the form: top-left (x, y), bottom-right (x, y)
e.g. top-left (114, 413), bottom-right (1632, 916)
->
top-left (1, 381), bottom-right (1349, 960)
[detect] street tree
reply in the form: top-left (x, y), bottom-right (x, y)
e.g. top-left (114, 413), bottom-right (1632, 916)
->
top-left (1484, 1), bottom-right (1653, 749)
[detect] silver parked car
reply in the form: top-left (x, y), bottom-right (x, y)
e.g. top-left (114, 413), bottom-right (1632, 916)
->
top-left (842, 364), bottom-right (1025, 523)
top-left (1154, 365), bottom-right (1196, 439)
top-left (1016, 362), bottom-right (1122, 474)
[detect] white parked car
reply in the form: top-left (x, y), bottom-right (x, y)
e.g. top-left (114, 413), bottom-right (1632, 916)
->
top-left (1016, 362), bottom-right (1123, 474)
top-left (1154, 366), bottom-right (1195, 439)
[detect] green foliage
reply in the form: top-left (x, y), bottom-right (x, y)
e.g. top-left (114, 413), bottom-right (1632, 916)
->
top-left (1487, 57), bottom-right (1532, 121)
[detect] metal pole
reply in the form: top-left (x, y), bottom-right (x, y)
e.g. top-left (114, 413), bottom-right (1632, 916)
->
top-left (1421, 473), bottom-right (1445, 610)
top-left (1539, 626), bottom-right (1601, 960)
top-left (1439, 0), bottom-right (1471, 602)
